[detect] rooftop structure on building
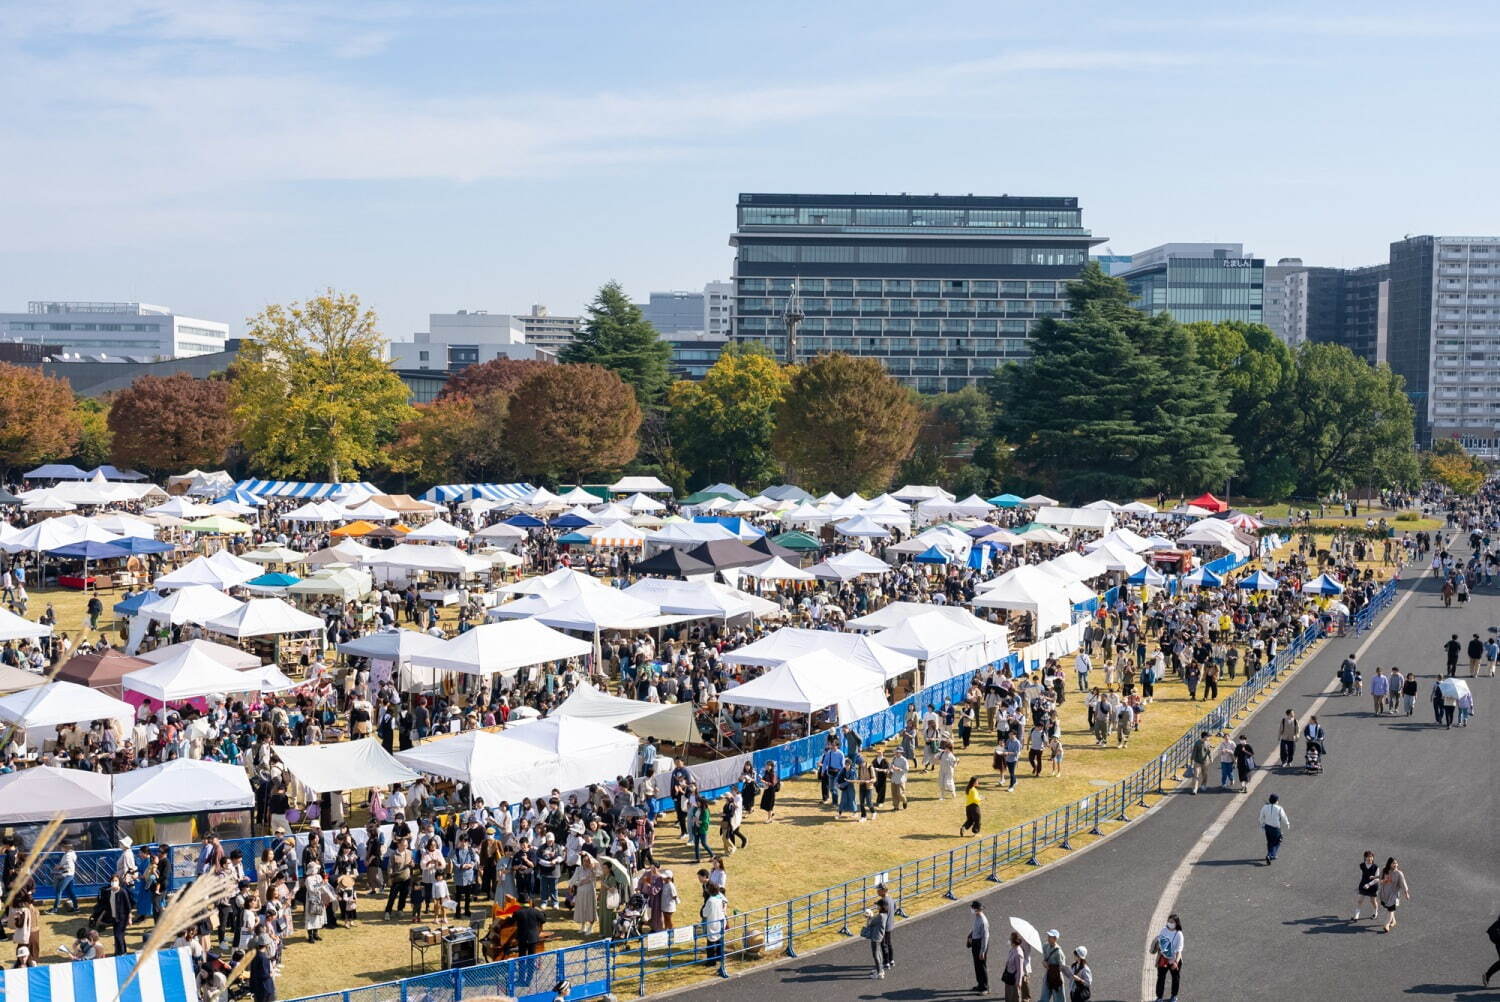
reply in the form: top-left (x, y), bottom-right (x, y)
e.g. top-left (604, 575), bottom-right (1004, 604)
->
top-left (388, 310), bottom-right (556, 373)
top-left (729, 192), bottom-right (1104, 392)
top-left (514, 305), bottom-right (583, 354)
top-left (666, 330), bottom-right (731, 380)
top-left (0, 301), bottom-right (229, 360)
top-left (1116, 244), bottom-right (1265, 325)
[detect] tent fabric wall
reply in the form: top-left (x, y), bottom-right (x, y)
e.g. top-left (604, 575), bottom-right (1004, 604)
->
top-left (3, 946), bottom-right (198, 1002)
top-left (111, 760), bottom-right (254, 817)
top-left (272, 739), bottom-right (419, 793)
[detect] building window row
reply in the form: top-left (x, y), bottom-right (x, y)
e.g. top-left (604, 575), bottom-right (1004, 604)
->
top-left (739, 244), bottom-right (1086, 266)
top-left (737, 277), bottom-right (1061, 296)
top-left (740, 206), bottom-right (1081, 229)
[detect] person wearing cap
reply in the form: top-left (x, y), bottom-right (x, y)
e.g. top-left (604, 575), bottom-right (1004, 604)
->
top-left (115, 836), bottom-right (139, 886)
top-left (1039, 929), bottom-right (1067, 1002)
top-left (1068, 945), bottom-right (1092, 1001)
top-left (965, 901), bottom-right (990, 994)
top-left (874, 883), bottom-right (898, 969)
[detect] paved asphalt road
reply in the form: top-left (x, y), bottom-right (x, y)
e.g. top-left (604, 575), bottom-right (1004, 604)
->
top-left (667, 568), bottom-right (1500, 1002)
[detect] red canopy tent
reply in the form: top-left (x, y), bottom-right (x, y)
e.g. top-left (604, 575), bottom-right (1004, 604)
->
top-left (1189, 492), bottom-right (1229, 513)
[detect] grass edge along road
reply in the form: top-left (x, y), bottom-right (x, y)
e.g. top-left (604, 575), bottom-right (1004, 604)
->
top-left (624, 596), bottom-right (1369, 999)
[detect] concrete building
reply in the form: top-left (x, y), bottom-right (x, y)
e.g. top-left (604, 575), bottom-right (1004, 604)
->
top-left (388, 310), bottom-right (554, 372)
top-left (1261, 258), bottom-right (1307, 343)
top-left (666, 331), bottom-right (731, 380)
top-left (0, 301), bottom-right (228, 360)
top-left (730, 192), bottom-right (1103, 392)
top-left (1337, 265), bottom-right (1390, 366)
top-left (23, 343), bottom-right (241, 397)
top-left (639, 290), bottom-right (705, 335)
top-left (704, 281), bottom-right (733, 336)
top-left (514, 305), bottom-right (583, 354)
top-left (1117, 244), bottom-right (1265, 325)
top-left (1388, 235), bottom-right (1500, 452)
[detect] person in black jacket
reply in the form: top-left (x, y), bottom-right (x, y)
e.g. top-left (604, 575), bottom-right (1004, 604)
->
top-left (90, 876), bottom-right (133, 955)
top-left (249, 940), bottom-right (277, 1002)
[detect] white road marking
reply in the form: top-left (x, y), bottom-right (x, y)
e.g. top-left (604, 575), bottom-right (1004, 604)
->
top-left (1138, 577), bottom-right (1421, 1000)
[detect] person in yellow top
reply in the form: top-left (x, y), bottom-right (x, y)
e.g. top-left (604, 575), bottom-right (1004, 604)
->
top-left (960, 776), bottom-right (983, 836)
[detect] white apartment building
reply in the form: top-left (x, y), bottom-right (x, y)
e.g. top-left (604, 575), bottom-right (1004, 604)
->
top-left (0, 301), bottom-right (228, 360)
top-left (388, 310), bottom-right (554, 371)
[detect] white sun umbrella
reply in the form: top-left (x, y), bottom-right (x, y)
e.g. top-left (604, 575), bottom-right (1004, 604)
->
top-left (404, 518), bottom-right (471, 543)
top-left (242, 542), bottom-right (307, 565)
top-left (740, 556), bottom-right (816, 582)
top-left (122, 645), bottom-right (264, 701)
top-left (1009, 916), bottom-right (1043, 953)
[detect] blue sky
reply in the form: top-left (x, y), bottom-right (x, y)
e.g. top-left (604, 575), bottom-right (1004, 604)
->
top-left (2, 0), bottom-right (1497, 340)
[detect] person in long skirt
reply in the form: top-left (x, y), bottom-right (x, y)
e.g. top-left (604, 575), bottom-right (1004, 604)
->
top-left (758, 761), bottom-right (779, 822)
top-left (738, 762), bottom-right (757, 819)
top-left (937, 742), bottom-right (958, 798)
top-left (569, 852), bottom-right (599, 936)
top-left (1352, 850), bottom-right (1381, 921)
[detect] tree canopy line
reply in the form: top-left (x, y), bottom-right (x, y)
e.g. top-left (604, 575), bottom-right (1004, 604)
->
top-left (0, 267), bottom-right (1455, 500)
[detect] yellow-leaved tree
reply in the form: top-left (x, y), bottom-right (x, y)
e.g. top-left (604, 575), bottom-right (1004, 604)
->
top-left (232, 291), bottom-right (412, 481)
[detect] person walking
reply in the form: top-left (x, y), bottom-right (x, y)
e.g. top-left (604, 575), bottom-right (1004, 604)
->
top-left (1377, 858), bottom-right (1411, 933)
top-left (1232, 734), bottom-right (1257, 793)
top-left (1039, 929), bottom-right (1067, 1002)
top-left (1258, 793), bottom-right (1290, 865)
top-left (1369, 668), bottom-right (1389, 716)
top-left (960, 776), bottom-right (982, 836)
top-left (966, 901), bottom-right (990, 995)
top-left (1189, 731), bottom-right (1211, 795)
top-left (1352, 850), bottom-right (1380, 922)
top-left (1216, 732), bottom-right (1235, 790)
top-left (1467, 634), bottom-right (1484, 677)
top-left (1149, 913), bottom-right (1184, 1002)
top-left (1277, 710), bottom-right (1298, 767)
top-left (1001, 931), bottom-right (1027, 1002)
top-left (860, 898), bottom-right (891, 979)
top-left (1068, 946), bottom-right (1093, 1002)
top-left (1444, 634), bottom-right (1461, 677)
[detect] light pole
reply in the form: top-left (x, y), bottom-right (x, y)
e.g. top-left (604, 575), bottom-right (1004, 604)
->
top-left (781, 278), bottom-right (804, 366)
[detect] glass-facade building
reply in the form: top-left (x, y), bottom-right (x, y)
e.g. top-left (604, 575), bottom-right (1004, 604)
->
top-left (1117, 244), bottom-right (1265, 325)
top-left (729, 193), bottom-right (1103, 392)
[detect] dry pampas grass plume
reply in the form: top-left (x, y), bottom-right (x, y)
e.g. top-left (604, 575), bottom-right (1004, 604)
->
top-left (113, 870), bottom-right (238, 1002)
top-left (0, 812), bottom-right (65, 914)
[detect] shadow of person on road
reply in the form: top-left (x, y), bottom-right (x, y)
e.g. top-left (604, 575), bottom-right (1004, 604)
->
top-left (1283, 914), bottom-right (1365, 934)
top-left (1402, 983), bottom-right (1500, 999)
top-left (1193, 857), bottom-right (1264, 867)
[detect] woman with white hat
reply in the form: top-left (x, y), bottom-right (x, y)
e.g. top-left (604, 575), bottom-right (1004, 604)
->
top-left (1068, 945), bottom-right (1092, 1001)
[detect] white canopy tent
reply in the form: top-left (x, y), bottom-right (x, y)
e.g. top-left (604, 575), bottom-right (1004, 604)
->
top-left (719, 651), bottom-right (888, 724)
top-left (205, 598), bottom-right (325, 638)
top-left (1, 516), bottom-right (123, 554)
top-left (242, 543), bottom-right (306, 565)
top-left (1084, 527), bottom-right (1154, 554)
top-left (834, 515), bottom-right (892, 539)
top-left (130, 587), bottom-right (245, 653)
top-left (553, 682), bottom-right (697, 744)
top-left (0, 766), bottom-right (113, 823)
top-left (621, 578), bottom-right (779, 620)
top-left (122, 646), bottom-right (263, 702)
top-left (535, 588), bottom-right (691, 633)
top-left (0, 681), bottom-right (133, 731)
top-left (407, 620), bottom-right (591, 677)
top-left (498, 567), bottom-right (607, 597)
top-left (137, 638), bottom-right (263, 669)
top-left (872, 610), bottom-right (998, 684)
top-left (280, 500), bottom-right (349, 524)
top-left (0, 608), bottom-right (51, 643)
top-left (808, 550), bottom-right (892, 580)
top-left (720, 626), bottom-right (916, 682)
top-left (304, 539), bottom-right (381, 567)
top-left (337, 629), bottom-right (450, 691)
top-left (738, 556), bottom-right (815, 582)
top-left (155, 551), bottom-right (261, 590)
top-left (1035, 506), bottom-right (1114, 531)
top-left (404, 518), bottom-right (471, 543)
top-left (272, 738), bottom-right (419, 793)
top-left (610, 475), bottom-right (673, 494)
top-left (363, 543), bottom-right (488, 576)
top-left (972, 565), bottom-right (1074, 633)
top-left (112, 759), bottom-right (254, 817)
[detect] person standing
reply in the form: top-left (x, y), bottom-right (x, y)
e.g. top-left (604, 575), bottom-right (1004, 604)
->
top-left (1188, 732), bottom-right (1211, 795)
top-left (1039, 929), bottom-right (1068, 1002)
top-left (1368, 669), bottom-right (1389, 716)
top-left (1001, 931), bottom-right (1028, 1002)
top-left (1276, 710), bottom-right (1298, 767)
top-left (960, 776), bottom-right (982, 836)
top-left (1377, 858), bottom-right (1411, 933)
top-left (1258, 793), bottom-right (1290, 865)
top-left (1149, 913), bottom-right (1184, 1002)
top-left (860, 899), bottom-right (891, 979)
top-left (1232, 734), bottom-right (1257, 793)
top-left (875, 883), bottom-right (897, 970)
top-left (1216, 732), bottom-right (1235, 790)
top-left (249, 937), bottom-right (277, 1002)
top-left (1352, 850), bottom-right (1380, 922)
top-left (1068, 946), bottom-right (1092, 1001)
top-left (966, 901), bottom-right (990, 995)
top-left (890, 749), bottom-right (910, 810)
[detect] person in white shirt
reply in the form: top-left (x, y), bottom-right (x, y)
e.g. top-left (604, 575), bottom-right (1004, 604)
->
top-left (1258, 793), bottom-right (1290, 865)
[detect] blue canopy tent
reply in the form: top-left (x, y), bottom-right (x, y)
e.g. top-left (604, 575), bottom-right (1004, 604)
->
top-left (1236, 569), bottom-right (1281, 591)
top-left (2, 945), bottom-right (197, 1002)
top-left (988, 493), bottom-right (1026, 508)
top-left (213, 486), bottom-right (266, 507)
top-left (49, 540), bottom-right (133, 560)
top-left (966, 545), bottom-right (991, 573)
top-left (235, 479), bottom-right (379, 499)
top-left (557, 531), bottom-right (592, 545)
top-left (247, 571), bottom-right (301, 590)
top-left (1126, 565), bottom-right (1167, 587)
top-left (109, 536), bottom-right (176, 555)
top-left (113, 591), bottom-right (157, 616)
top-left (1302, 573), bottom-right (1346, 596)
top-left (504, 513), bottom-right (545, 528)
top-left (1181, 566), bottom-right (1224, 589)
top-left (548, 513), bottom-right (593, 529)
top-left (913, 545), bottom-right (950, 564)
top-left (24, 463), bottom-right (89, 480)
top-left (420, 482), bottom-right (534, 503)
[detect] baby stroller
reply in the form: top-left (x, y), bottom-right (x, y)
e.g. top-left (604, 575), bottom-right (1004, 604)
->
top-left (1303, 742), bottom-right (1323, 775)
top-left (613, 893), bottom-right (646, 940)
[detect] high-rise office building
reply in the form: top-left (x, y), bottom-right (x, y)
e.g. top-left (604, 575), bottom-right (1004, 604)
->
top-left (729, 192), bottom-right (1103, 392)
top-left (1336, 265), bottom-right (1390, 366)
top-left (703, 281), bottom-right (733, 336)
top-left (1117, 244), bottom-right (1265, 325)
top-left (1261, 258), bottom-right (1306, 343)
top-left (0, 301), bottom-right (228, 360)
top-left (1281, 266), bottom-right (1344, 347)
top-left (1388, 235), bottom-right (1500, 452)
top-left (639, 290), bottom-right (707, 335)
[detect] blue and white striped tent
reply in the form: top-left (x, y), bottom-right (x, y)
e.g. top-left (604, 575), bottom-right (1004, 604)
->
top-left (2, 947), bottom-right (196, 1002)
top-left (420, 483), bottom-right (534, 503)
top-left (235, 480), bottom-right (378, 499)
top-left (213, 487), bottom-right (266, 507)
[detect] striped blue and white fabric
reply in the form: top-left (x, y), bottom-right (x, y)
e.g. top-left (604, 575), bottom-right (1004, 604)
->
top-left (235, 480), bottom-right (378, 499)
top-left (1, 947), bottom-right (196, 1002)
top-left (420, 483), bottom-right (534, 503)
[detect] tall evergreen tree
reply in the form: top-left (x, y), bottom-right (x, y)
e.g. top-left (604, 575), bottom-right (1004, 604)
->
top-left (992, 262), bottom-right (1239, 500)
top-left (561, 281), bottom-right (673, 408)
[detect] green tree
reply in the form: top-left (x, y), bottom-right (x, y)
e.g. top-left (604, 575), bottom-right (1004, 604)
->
top-left (507, 364), bottom-right (642, 483)
top-left (1285, 343), bottom-right (1418, 495)
top-left (897, 385), bottom-right (994, 488)
top-left (668, 344), bottom-right (789, 488)
top-left (71, 397), bottom-right (114, 470)
top-left (560, 281), bottom-right (673, 407)
top-left (1185, 321), bottom-right (1298, 499)
top-left (992, 263), bottom-right (1239, 500)
top-left (772, 353), bottom-right (921, 494)
top-left (232, 291), bottom-right (412, 481)
top-left (1424, 449), bottom-right (1486, 494)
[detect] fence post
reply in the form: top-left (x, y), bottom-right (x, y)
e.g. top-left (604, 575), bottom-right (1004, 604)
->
top-left (1026, 820), bottom-right (1038, 866)
top-left (839, 883), bottom-right (853, 935)
top-left (785, 899), bottom-right (797, 958)
top-left (1116, 784), bottom-right (1129, 822)
top-left (987, 833), bottom-right (1002, 882)
top-left (451, 969), bottom-right (462, 1001)
top-left (895, 869), bottom-right (909, 918)
top-left (944, 849), bottom-right (957, 899)
top-left (1060, 805), bottom-right (1072, 851)
top-left (637, 928), bottom-right (648, 996)
top-left (1090, 795), bottom-right (1102, 836)
top-left (1138, 768), bottom-right (1149, 807)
